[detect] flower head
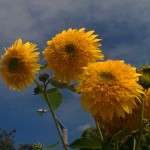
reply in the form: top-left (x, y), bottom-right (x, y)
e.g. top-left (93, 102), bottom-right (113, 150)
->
top-left (96, 88), bottom-right (150, 135)
top-left (138, 65), bottom-right (150, 89)
top-left (0, 39), bottom-right (40, 91)
top-left (42, 28), bottom-right (104, 83)
top-left (77, 60), bottom-right (144, 120)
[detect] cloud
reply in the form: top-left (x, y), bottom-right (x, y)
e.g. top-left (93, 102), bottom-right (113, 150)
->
top-left (77, 123), bottom-right (93, 131)
top-left (0, 0), bottom-right (149, 39)
top-left (0, 0), bottom-right (149, 66)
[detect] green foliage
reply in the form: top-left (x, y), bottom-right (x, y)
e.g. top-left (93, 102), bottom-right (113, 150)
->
top-left (39, 73), bottom-right (49, 83)
top-left (33, 143), bottom-right (43, 150)
top-left (0, 129), bottom-right (59, 150)
top-left (69, 127), bottom-right (101, 150)
top-left (40, 88), bottom-right (63, 110)
top-left (119, 135), bottom-right (136, 150)
top-left (141, 132), bottom-right (150, 150)
top-left (69, 137), bottom-right (103, 149)
top-left (49, 78), bottom-right (68, 89)
top-left (81, 127), bottom-right (99, 139)
top-left (119, 131), bottom-right (150, 150)
top-left (105, 127), bottom-right (132, 150)
top-left (45, 142), bottom-right (59, 150)
top-left (18, 144), bottom-right (34, 150)
top-left (18, 142), bottom-right (59, 150)
top-left (70, 126), bottom-right (134, 150)
top-left (137, 65), bottom-right (150, 89)
top-left (111, 127), bottom-right (132, 142)
top-left (49, 78), bottom-right (77, 93)
top-left (0, 128), bottom-right (16, 150)
top-left (34, 85), bottom-right (43, 95)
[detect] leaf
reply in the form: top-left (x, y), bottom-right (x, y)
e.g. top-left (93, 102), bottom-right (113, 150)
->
top-left (40, 88), bottom-right (63, 110)
top-left (111, 127), bottom-right (132, 142)
top-left (105, 127), bottom-right (132, 150)
top-left (49, 78), bottom-right (68, 89)
top-left (69, 137), bottom-right (103, 149)
top-left (45, 142), bottom-right (60, 150)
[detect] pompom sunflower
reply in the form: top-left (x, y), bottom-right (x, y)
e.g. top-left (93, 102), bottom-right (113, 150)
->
top-left (77, 60), bottom-right (144, 120)
top-left (42, 28), bottom-right (104, 83)
top-left (96, 88), bottom-right (150, 135)
top-left (0, 39), bottom-right (40, 91)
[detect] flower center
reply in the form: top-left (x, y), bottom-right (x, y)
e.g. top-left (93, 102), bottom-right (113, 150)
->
top-left (99, 72), bottom-right (116, 82)
top-left (65, 44), bottom-right (75, 55)
top-left (8, 57), bottom-right (22, 73)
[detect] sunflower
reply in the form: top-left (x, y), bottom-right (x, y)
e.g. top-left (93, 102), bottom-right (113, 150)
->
top-left (0, 39), bottom-right (40, 91)
top-left (96, 88), bottom-right (150, 136)
top-left (77, 60), bottom-right (144, 120)
top-left (42, 28), bottom-right (104, 83)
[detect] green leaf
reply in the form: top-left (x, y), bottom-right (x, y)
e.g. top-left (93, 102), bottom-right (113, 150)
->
top-left (69, 137), bottom-right (103, 149)
top-left (45, 142), bottom-right (60, 150)
top-left (40, 88), bottom-right (63, 110)
top-left (105, 127), bottom-right (132, 150)
top-left (111, 127), bottom-right (132, 142)
top-left (49, 78), bottom-right (68, 89)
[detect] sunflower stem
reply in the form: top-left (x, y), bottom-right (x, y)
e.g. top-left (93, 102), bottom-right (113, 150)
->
top-left (114, 140), bottom-right (119, 150)
top-left (135, 91), bottom-right (146, 150)
top-left (34, 80), bottom-right (68, 150)
top-left (95, 120), bottom-right (104, 142)
top-left (132, 136), bottom-right (136, 150)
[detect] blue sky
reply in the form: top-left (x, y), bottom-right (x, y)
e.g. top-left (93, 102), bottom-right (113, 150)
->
top-left (0, 0), bottom-right (150, 149)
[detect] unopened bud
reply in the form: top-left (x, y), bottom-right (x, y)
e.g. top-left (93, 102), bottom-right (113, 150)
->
top-left (138, 65), bottom-right (150, 89)
top-left (39, 73), bottom-right (49, 82)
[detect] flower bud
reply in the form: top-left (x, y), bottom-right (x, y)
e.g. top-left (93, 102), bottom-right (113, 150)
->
top-left (39, 73), bottom-right (49, 82)
top-left (138, 65), bottom-right (150, 89)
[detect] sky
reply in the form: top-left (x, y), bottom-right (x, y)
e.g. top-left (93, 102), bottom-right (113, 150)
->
top-left (0, 0), bottom-right (150, 149)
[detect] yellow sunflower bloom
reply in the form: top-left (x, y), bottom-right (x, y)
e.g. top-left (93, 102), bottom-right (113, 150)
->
top-left (96, 88), bottom-right (150, 136)
top-left (42, 28), bottom-right (104, 83)
top-left (77, 60), bottom-right (144, 120)
top-left (0, 39), bottom-right (40, 91)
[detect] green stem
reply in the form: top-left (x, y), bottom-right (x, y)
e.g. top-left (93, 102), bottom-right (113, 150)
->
top-left (114, 140), bottom-right (119, 150)
top-left (95, 120), bottom-right (104, 142)
top-left (34, 80), bottom-right (67, 150)
top-left (135, 92), bottom-right (145, 150)
top-left (132, 136), bottom-right (136, 150)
